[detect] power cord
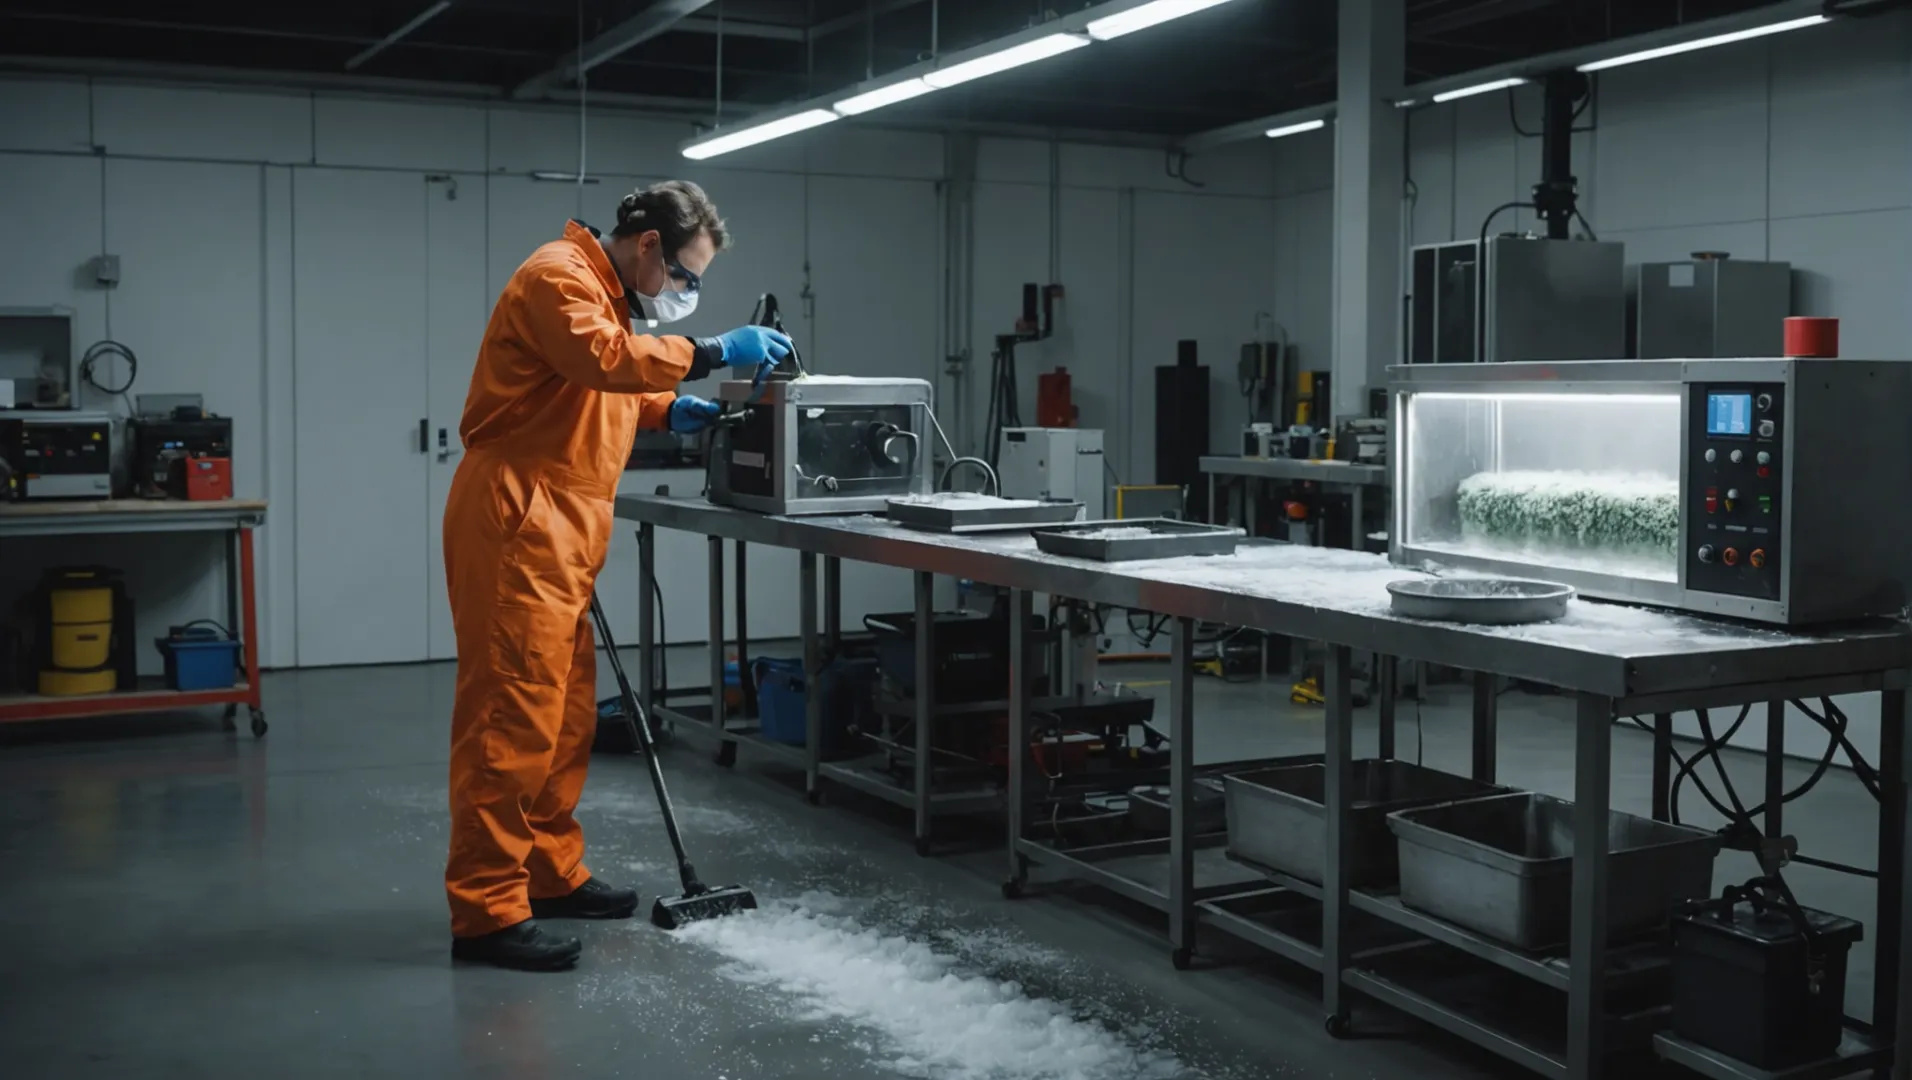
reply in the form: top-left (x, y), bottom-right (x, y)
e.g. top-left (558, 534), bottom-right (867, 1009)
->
top-left (80, 339), bottom-right (138, 410)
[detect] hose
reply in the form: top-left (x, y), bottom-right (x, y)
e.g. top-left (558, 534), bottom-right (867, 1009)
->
top-left (80, 339), bottom-right (138, 405)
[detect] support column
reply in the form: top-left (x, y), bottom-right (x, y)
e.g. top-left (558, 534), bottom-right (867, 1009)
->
top-left (1330, 0), bottom-right (1406, 421)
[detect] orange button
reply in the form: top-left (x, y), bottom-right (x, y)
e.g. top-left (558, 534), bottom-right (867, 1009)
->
top-left (1750, 548), bottom-right (1766, 569)
top-left (1723, 547), bottom-right (1740, 566)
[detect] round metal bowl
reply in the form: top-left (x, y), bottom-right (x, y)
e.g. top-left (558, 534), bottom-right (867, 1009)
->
top-left (1386, 578), bottom-right (1575, 625)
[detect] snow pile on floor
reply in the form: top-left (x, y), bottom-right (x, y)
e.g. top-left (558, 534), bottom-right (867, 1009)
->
top-left (675, 895), bottom-right (1191, 1079)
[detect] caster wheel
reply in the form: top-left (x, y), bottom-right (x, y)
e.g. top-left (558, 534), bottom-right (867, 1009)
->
top-left (1001, 879), bottom-right (1025, 900)
top-left (804, 787), bottom-right (825, 807)
top-left (715, 741), bottom-right (738, 768)
top-left (249, 709), bottom-right (268, 738)
top-left (1324, 1014), bottom-right (1351, 1039)
top-left (1171, 948), bottom-right (1193, 971)
top-left (914, 836), bottom-right (934, 858)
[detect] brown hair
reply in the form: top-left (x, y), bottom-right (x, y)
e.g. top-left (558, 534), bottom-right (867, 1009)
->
top-left (611, 180), bottom-right (729, 254)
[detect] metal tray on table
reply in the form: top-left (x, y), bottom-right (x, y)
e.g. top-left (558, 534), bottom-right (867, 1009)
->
top-left (1388, 792), bottom-right (1721, 950)
top-left (1031, 519), bottom-right (1241, 561)
top-left (1225, 761), bottom-right (1502, 888)
top-left (885, 496), bottom-right (1084, 533)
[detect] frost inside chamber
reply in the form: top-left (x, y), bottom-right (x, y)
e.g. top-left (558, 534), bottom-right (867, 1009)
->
top-left (1399, 391), bottom-right (1684, 582)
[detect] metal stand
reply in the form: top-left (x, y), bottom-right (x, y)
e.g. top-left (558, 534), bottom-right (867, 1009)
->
top-left (1472, 671), bottom-right (1499, 783)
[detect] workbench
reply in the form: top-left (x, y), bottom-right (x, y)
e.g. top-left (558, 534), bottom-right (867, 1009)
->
top-left (1200, 454), bottom-right (1387, 548)
top-left (612, 493), bottom-right (1911, 1080)
top-left (0, 499), bottom-right (268, 735)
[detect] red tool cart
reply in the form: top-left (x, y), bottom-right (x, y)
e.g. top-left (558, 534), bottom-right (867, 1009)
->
top-left (0, 499), bottom-right (268, 735)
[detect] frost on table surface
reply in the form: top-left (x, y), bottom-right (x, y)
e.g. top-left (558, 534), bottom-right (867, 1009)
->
top-left (1052, 526), bottom-right (1161, 540)
top-left (1456, 470), bottom-right (1679, 565)
top-left (889, 492), bottom-right (1047, 509)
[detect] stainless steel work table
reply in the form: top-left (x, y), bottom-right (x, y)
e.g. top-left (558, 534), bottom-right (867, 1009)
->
top-left (1200, 455), bottom-right (1387, 546)
top-left (613, 493), bottom-right (1912, 1080)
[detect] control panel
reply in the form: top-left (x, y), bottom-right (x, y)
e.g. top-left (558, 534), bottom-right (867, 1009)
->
top-left (1685, 383), bottom-right (1783, 600)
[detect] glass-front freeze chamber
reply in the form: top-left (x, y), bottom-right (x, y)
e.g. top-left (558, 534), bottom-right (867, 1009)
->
top-left (1399, 391), bottom-right (1683, 582)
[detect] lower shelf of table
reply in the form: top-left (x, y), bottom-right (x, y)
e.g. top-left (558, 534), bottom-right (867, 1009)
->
top-left (0, 679), bottom-right (256, 722)
top-left (1652, 1030), bottom-right (1891, 1080)
top-left (1015, 834), bottom-right (1260, 912)
top-left (1195, 887), bottom-right (1422, 972)
top-left (1344, 942), bottom-right (1668, 1080)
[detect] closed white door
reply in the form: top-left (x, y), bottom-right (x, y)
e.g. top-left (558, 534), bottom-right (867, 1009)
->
top-left (426, 175), bottom-right (489, 661)
top-left (292, 167), bottom-right (431, 667)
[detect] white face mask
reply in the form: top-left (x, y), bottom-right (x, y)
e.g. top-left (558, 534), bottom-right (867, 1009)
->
top-left (635, 286), bottom-right (697, 324)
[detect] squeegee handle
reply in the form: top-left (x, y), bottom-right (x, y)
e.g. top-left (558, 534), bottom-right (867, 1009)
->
top-left (588, 592), bottom-right (699, 888)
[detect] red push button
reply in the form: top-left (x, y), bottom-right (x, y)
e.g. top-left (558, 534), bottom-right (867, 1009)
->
top-left (1723, 547), bottom-right (1740, 566)
top-left (1750, 549), bottom-right (1767, 569)
top-left (1705, 486), bottom-right (1719, 514)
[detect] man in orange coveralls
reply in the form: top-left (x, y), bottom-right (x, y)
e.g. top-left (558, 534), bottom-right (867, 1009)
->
top-left (444, 181), bottom-right (790, 971)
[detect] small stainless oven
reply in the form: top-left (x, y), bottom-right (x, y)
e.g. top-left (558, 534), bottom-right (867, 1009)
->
top-left (706, 376), bottom-right (933, 516)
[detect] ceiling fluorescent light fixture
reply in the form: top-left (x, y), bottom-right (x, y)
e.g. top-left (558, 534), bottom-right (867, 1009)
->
top-left (1576, 14), bottom-right (1829, 73)
top-left (681, 108), bottom-right (839, 160)
top-left (834, 77), bottom-right (937, 116)
top-left (1265, 118), bottom-right (1326, 139)
top-left (529, 171), bottom-right (599, 183)
top-left (1431, 77), bottom-right (1526, 103)
top-left (1085, 0), bottom-right (1239, 41)
top-left (923, 33), bottom-right (1090, 89)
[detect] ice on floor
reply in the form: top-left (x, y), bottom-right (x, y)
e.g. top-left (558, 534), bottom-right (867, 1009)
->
top-left (675, 895), bottom-right (1193, 1080)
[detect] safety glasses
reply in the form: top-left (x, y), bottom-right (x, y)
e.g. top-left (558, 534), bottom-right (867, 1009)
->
top-left (665, 258), bottom-right (701, 294)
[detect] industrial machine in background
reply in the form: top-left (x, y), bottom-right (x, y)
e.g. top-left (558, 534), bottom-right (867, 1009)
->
top-left (1408, 235), bottom-right (1626, 364)
top-left (0, 410), bottom-right (114, 500)
top-left (998, 427), bottom-right (1106, 520)
top-left (128, 395), bottom-right (233, 500)
top-left (706, 377), bottom-right (933, 516)
top-left (984, 283), bottom-right (1064, 467)
top-left (0, 308), bottom-right (75, 409)
top-left (1036, 367), bottom-right (1075, 428)
top-left (1391, 357), bottom-right (1912, 625)
top-left (1635, 254), bottom-right (1792, 358)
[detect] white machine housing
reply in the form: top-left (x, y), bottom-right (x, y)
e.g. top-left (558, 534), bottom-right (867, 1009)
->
top-left (999, 428), bottom-right (1105, 519)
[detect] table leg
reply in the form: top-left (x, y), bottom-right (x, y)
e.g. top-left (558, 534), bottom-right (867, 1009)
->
top-left (824, 556), bottom-right (842, 651)
top-left (1245, 480), bottom-right (1257, 538)
top-left (637, 524), bottom-right (656, 718)
top-left (735, 541), bottom-right (756, 720)
top-left (1005, 588), bottom-right (1032, 894)
top-left (1567, 691), bottom-right (1613, 1080)
top-left (1169, 615), bottom-right (1197, 966)
top-left (800, 552), bottom-right (821, 800)
top-left (1765, 700), bottom-right (1786, 839)
top-left (1471, 671), bottom-right (1498, 783)
top-left (1377, 654), bottom-right (1397, 760)
top-left (1323, 643), bottom-right (1355, 1024)
top-left (912, 571), bottom-right (935, 855)
top-left (1876, 687), bottom-right (1908, 1064)
top-left (1206, 474), bottom-right (1217, 525)
top-left (707, 536), bottom-right (726, 737)
top-left (1352, 486), bottom-right (1366, 551)
top-left (238, 528), bottom-right (261, 711)
top-left (1651, 712), bottom-right (1673, 823)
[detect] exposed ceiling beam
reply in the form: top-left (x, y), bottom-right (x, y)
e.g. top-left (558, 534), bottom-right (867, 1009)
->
top-left (808, 0), bottom-right (934, 41)
top-left (672, 16), bottom-right (807, 41)
top-left (1412, 0), bottom-right (1554, 37)
top-left (512, 0), bottom-right (718, 100)
top-left (345, 1), bottom-right (454, 71)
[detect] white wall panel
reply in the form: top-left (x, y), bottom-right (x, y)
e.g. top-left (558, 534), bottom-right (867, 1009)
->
top-left (487, 105), bottom-right (580, 176)
top-left (263, 166), bottom-right (297, 669)
top-left (313, 98), bottom-right (486, 173)
top-left (1405, 107), bottom-right (1456, 246)
top-left (1768, 17), bottom-right (1912, 220)
top-left (1769, 209), bottom-right (1912, 360)
top-left (967, 181), bottom-right (1052, 461)
top-left (92, 84), bottom-right (311, 164)
top-left (1599, 221), bottom-right (1769, 267)
top-left (1449, 95), bottom-right (1523, 246)
top-left (425, 176), bottom-right (489, 662)
top-left (0, 76), bottom-right (91, 152)
top-left (0, 154), bottom-right (105, 345)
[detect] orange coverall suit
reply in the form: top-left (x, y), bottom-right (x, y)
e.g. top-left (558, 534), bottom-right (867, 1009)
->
top-left (444, 220), bottom-right (692, 938)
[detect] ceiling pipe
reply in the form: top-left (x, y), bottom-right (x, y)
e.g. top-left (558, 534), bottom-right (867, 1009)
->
top-left (512, 0), bottom-right (719, 100)
top-left (345, 1), bottom-right (454, 71)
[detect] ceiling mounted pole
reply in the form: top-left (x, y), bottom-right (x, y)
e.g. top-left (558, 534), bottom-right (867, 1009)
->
top-left (344, 1), bottom-right (453, 70)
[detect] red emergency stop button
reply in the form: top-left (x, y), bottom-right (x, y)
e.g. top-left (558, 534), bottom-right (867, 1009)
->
top-left (1723, 547), bottom-right (1740, 567)
top-left (1750, 549), bottom-right (1767, 569)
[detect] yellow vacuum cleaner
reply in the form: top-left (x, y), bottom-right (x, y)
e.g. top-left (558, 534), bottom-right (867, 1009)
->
top-left (36, 568), bottom-right (132, 696)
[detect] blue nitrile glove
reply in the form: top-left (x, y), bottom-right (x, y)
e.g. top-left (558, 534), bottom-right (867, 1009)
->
top-left (713, 326), bottom-right (794, 384)
top-left (668, 395), bottom-right (723, 435)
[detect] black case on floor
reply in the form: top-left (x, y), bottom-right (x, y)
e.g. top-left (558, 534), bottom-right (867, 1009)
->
top-left (1671, 893), bottom-right (1863, 1069)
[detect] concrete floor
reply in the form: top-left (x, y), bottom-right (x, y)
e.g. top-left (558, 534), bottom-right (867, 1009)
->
top-left (0, 648), bottom-right (1889, 1079)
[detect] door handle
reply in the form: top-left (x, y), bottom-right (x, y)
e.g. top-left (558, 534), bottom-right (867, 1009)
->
top-left (437, 426), bottom-right (461, 463)
top-left (419, 418), bottom-right (429, 454)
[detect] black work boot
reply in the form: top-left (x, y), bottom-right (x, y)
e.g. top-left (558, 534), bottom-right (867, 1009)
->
top-left (530, 877), bottom-right (640, 920)
top-left (451, 919), bottom-right (582, 971)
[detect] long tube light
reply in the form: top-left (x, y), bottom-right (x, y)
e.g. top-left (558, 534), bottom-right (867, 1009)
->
top-left (682, 108), bottom-right (838, 160)
top-left (1085, 0), bottom-right (1238, 41)
top-left (1265, 118), bottom-right (1326, 139)
top-left (834, 77), bottom-right (937, 115)
top-left (1576, 14), bottom-right (1828, 73)
top-left (681, 0), bottom-right (1241, 159)
top-left (1430, 76), bottom-right (1526, 103)
top-left (922, 33), bottom-right (1090, 89)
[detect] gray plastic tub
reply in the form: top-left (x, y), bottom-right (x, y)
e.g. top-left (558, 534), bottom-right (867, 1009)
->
top-left (1224, 761), bottom-right (1503, 888)
top-left (1389, 792), bottom-right (1722, 951)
